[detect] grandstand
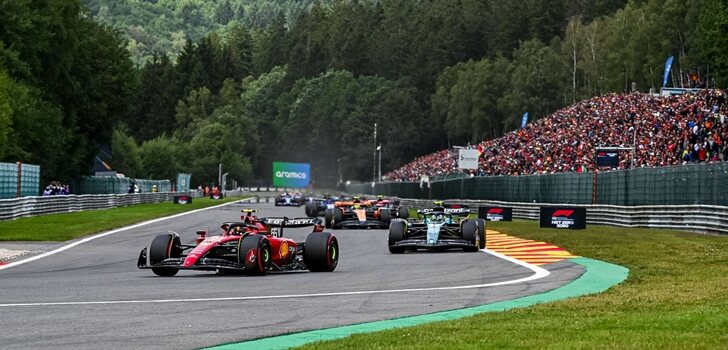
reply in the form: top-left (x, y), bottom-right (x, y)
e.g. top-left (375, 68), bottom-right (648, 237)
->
top-left (386, 89), bottom-right (727, 182)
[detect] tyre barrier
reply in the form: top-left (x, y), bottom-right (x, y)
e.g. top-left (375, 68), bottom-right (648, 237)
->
top-left (397, 198), bottom-right (728, 235)
top-left (0, 192), bottom-right (202, 221)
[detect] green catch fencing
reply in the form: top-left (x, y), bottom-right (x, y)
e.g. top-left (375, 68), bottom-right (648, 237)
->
top-left (74, 176), bottom-right (172, 194)
top-left (0, 162), bottom-right (41, 199)
top-left (176, 173), bottom-right (192, 191)
top-left (349, 162), bottom-right (728, 206)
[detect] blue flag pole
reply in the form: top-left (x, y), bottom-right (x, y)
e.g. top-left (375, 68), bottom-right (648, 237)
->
top-left (520, 112), bottom-right (529, 129)
top-left (662, 56), bottom-right (674, 88)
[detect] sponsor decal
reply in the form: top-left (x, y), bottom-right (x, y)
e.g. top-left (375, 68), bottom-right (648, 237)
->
top-left (246, 249), bottom-right (257, 263)
top-left (279, 241), bottom-right (289, 258)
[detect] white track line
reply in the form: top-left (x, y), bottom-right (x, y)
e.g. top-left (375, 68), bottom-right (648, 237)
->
top-left (0, 198), bottom-right (253, 271)
top-left (0, 248), bottom-right (550, 308)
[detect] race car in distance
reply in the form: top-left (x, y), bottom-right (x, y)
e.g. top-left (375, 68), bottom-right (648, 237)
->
top-left (388, 202), bottom-right (485, 253)
top-left (137, 209), bottom-right (338, 276)
top-left (304, 195), bottom-right (339, 217)
top-left (324, 196), bottom-right (392, 229)
top-left (371, 195), bottom-right (410, 219)
top-left (275, 192), bottom-right (305, 207)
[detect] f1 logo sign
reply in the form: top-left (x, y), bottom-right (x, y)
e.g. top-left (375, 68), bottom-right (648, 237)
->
top-left (487, 208), bottom-right (503, 214)
top-left (552, 210), bottom-right (574, 217)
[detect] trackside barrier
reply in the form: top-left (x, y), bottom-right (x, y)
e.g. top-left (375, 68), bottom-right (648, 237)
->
top-left (0, 192), bottom-right (201, 221)
top-left (397, 198), bottom-right (728, 235)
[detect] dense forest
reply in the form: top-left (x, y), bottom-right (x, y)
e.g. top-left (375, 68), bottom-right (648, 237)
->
top-left (1, 0), bottom-right (727, 188)
top-left (82, 0), bottom-right (319, 64)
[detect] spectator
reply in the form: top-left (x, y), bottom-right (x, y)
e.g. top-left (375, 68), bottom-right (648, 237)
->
top-left (386, 89), bottom-right (728, 181)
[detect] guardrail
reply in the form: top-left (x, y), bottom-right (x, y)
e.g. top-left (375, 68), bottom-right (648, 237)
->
top-left (0, 192), bottom-right (202, 221)
top-left (398, 198), bottom-right (728, 235)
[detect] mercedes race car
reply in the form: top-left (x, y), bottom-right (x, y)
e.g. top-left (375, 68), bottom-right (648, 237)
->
top-left (275, 192), bottom-right (305, 207)
top-left (388, 202), bottom-right (485, 253)
top-left (324, 196), bottom-right (394, 229)
top-left (137, 209), bottom-right (338, 276)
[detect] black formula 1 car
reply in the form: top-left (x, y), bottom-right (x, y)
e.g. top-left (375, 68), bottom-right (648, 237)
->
top-left (275, 192), bottom-right (305, 207)
top-left (304, 195), bottom-right (339, 217)
top-left (388, 203), bottom-right (485, 253)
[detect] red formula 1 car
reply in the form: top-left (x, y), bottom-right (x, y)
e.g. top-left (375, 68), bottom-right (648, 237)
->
top-left (137, 209), bottom-right (338, 276)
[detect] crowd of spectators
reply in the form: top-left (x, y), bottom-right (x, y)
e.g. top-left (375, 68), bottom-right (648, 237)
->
top-left (385, 89), bottom-right (727, 181)
top-left (42, 182), bottom-right (70, 196)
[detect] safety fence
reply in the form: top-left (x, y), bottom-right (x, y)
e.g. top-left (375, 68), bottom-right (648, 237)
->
top-left (74, 176), bottom-right (172, 194)
top-left (0, 192), bottom-right (200, 221)
top-left (396, 198), bottom-right (728, 235)
top-left (351, 162), bottom-right (728, 206)
top-left (0, 162), bottom-right (41, 199)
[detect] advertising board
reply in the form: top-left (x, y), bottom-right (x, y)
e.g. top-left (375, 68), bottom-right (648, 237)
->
top-left (273, 162), bottom-right (311, 188)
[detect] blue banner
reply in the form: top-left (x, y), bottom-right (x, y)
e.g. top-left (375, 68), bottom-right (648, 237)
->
top-left (273, 162), bottom-right (310, 188)
top-left (520, 112), bottom-right (529, 129)
top-left (662, 56), bottom-right (674, 87)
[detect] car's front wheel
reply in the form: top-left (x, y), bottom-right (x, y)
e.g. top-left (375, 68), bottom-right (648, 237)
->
top-left (238, 234), bottom-right (271, 276)
top-left (304, 232), bottom-right (339, 272)
top-left (388, 220), bottom-right (406, 254)
top-left (149, 233), bottom-right (181, 276)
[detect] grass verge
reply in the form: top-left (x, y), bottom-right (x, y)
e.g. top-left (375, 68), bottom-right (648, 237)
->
top-left (0, 196), bottom-right (247, 241)
top-left (297, 220), bottom-right (728, 349)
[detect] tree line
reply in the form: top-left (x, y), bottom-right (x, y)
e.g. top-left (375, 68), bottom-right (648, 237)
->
top-left (2, 0), bottom-right (727, 188)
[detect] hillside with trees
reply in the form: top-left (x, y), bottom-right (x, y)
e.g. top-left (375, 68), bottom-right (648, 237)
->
top-left (2, 0), bottom-right (727, 188)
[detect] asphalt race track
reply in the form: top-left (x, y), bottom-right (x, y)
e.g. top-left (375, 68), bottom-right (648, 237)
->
top-left (0, 200), bottom-right (584, 350)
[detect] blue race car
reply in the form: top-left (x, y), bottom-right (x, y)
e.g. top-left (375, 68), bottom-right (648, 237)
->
top-left (275, 192), bottom-right (305, 207)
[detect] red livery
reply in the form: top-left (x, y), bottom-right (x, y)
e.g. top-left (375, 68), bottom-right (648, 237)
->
top-left (137, 209), bottom-right (338, 276)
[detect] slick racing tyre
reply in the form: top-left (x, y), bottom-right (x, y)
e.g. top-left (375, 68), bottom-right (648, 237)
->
top-left (304, 232), bottom-right (339, 272)
top-left (398, 206), bottom-right (410, 219)
top-left (388, 220), bottom-right (406, 254)
top-left (324, 209), bottom-right (334, 228)
top-left (238, 234), bottom-right (272, 276)
top-left (149, 232), bottom-right (181, 276)
top-left (379, 208), bottom-right (391, 226)
top-left (305, 202), bottom-right (317, 217)
top-left (333, 208), bottom-right (344, 228)
top-left (475, 218), bottom-right (486, 249)
top-left (461, 220), bottom-right (479, 252)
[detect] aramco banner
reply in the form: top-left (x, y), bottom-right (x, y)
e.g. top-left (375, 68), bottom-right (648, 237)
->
top-left (272, 162), bottom-right (310, 188)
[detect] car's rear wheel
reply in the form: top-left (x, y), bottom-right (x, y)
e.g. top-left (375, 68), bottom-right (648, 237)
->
top-left (475, 218), bottom-right (486, 249)
top-left (333, 208), bottom-right (344, 228)
top-left (238, 234), bottom-right (271, 276)
top-left (324, 209), bottom-right (333, 228)
top-left (305, 202), bottom-right (316, 217)
top-left (304, 232), bottom-right (339, 272)
top-left (461, 220), bottom-right (479, 252)
top-left (398, 206), bottom-right (410, 219)
top-left (380, 208), bottom-right (391, 227)
top-left (149, 233), bottom-right (181, 276)
top-left (388, 220), bottom-right (406, 254)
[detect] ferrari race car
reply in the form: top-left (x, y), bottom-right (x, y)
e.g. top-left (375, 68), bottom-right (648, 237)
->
top-left (275, 192), bottom-right (305, 207)
top-left (137, 209), bottom-right (338, 276)
top-left (388, 202), bottom-right (485, 253)
top-left (323, 196), bottom-right (401, 229)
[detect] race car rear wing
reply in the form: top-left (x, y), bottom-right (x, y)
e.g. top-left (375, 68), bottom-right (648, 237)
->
top-left (261, 217), bottom-right (324, 237)
top-left (261, 217), bottom-right (322, 227)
